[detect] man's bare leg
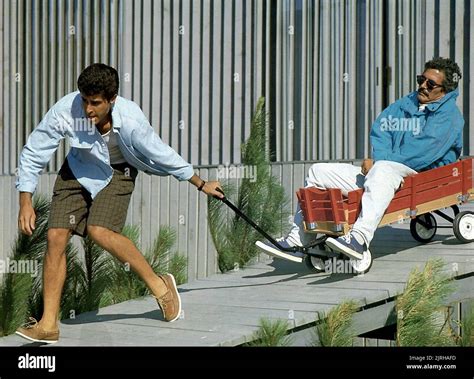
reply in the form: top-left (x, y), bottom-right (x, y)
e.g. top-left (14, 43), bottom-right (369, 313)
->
top-left (39, 228), bottom-right (71, 331)
top-left (86, 225), bottom-right (168, 297)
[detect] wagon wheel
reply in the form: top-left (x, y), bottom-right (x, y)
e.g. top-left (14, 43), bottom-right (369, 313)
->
top-left (453, 211), bottom-right (474, 243)
top-left (304, 243), bottom-right (330, 272)
top-left (349, 249), bottom-right (373, 275)
top-left (304, 255), bottom-right (328, 272)
top-left (410, 212), bottom-right (437, 243)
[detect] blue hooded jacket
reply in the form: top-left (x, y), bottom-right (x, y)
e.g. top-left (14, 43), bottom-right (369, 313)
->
top-left (370, 88), bottom-right (464, 171)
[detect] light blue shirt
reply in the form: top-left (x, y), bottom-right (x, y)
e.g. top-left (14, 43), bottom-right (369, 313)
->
top-left (16, 91), bottom-right (194, 198)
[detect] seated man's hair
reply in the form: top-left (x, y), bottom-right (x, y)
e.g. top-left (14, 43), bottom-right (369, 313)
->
top-left (77, 63), bottom-right (119, 100)
top-left (424, 57), bottom-right (462, 92)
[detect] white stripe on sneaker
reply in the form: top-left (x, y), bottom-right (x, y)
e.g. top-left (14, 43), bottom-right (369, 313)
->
top-left (255, 241), bottom-right (303, 263)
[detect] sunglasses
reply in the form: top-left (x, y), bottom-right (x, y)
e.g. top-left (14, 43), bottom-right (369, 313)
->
top-left (416, 75), bottom-right (444, 91)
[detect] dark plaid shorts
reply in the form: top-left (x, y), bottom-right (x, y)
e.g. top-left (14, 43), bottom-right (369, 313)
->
top-left (48, 159), bottom-right (138, 237)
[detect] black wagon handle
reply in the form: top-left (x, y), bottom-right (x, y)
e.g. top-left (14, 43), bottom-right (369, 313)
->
top-left (213, 187), bottom-right (326, 256)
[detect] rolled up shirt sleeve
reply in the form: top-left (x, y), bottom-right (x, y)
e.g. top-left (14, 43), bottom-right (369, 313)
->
top-left (131, 119), bottom-right (194, 181)
top-left (16, 108), bottom-right (65, 193)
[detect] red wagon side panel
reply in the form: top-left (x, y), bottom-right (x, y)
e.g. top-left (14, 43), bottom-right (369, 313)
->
top-left (297, 158), bottom-right (474, 235)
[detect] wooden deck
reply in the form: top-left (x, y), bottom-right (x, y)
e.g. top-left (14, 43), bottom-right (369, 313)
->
top-left (1, 204), bottom-right (473, 347)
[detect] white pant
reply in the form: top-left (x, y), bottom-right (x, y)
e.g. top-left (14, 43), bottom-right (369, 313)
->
top-left (287, 160), bottom-right (417, 246)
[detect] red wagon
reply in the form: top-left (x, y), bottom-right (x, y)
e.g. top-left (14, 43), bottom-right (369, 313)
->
top-left (296, 158), bottom-right (474, 274)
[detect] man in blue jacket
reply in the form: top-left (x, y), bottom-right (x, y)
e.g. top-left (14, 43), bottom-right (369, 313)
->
top-left (15, 63), bottom-right (224, 343)
top-left (257, 57), bottom-right (464, 266)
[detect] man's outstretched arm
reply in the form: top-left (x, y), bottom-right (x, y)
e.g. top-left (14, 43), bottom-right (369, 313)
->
top-left (131, 117), bottom-right (224, 198)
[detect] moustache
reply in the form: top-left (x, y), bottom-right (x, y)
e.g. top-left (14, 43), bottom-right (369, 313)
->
top-left (418, 88), bottom-right (429, 96)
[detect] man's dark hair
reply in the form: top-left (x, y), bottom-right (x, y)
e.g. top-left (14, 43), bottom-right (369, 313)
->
top-left (77, 63), bottom-right (119, 100)
top-left (424, 57), bottom-right (462, 92)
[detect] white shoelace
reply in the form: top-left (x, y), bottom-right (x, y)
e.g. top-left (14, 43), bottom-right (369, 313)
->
top-left (341, 234), bottom-right (353, 244)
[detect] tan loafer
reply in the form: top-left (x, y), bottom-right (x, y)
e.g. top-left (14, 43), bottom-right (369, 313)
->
top-left (15, 317), bottom-right (59, 344)
top-left (154, 274), bottom-right (182, 322)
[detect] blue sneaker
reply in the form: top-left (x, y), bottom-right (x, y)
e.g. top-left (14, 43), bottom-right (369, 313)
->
top-left (255, 238), bottom-right (304, 263)
top-left (325, 233), bottom-right (366, 260)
